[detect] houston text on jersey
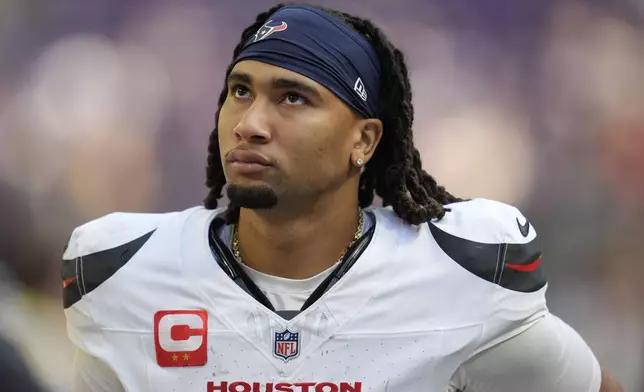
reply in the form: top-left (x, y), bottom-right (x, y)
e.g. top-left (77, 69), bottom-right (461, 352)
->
top-left (206, 381), bottom-right (362, 392)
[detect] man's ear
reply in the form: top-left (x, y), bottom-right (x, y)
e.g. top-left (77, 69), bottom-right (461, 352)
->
top-left (351, 118), bottom-right (383, 164)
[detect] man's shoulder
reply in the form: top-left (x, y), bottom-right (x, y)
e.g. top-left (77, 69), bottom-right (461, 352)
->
top-left (63, 208), bottom-right (192, 260)
top-left (432, 198), bottom-right (534, 244)
top-left (61, 206), bottom-right (215, 309)
top-left (430, 198), bottom-right (544, 293)
top-left (373, 198), bottom-right (533, 242)
top-left (368, 200), bottom-right (546, 337)
top-left (375, 198), bottom-right (544, 293)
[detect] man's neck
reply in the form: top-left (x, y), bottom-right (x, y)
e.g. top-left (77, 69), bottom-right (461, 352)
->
top-left (236, 192), bottom-right (361, 279)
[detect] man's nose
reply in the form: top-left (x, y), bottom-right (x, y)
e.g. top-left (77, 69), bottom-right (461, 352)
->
top-left (233, 101), bottom-right (272, 144)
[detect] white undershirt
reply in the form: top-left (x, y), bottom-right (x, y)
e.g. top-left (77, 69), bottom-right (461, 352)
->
top-left (238, 262), bottom-right (337, 311)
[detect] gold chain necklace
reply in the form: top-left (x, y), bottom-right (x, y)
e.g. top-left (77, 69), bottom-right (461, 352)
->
top-left (232, 210), bottom-right (364, 265)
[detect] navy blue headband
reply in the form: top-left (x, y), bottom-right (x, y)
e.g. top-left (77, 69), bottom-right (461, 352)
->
top-left (233, 5), bottom-right (381, 119)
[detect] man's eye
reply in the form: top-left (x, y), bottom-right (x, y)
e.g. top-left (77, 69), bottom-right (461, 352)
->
top-left (283, 93), bottom-right (307, 105)
top-left (232, 85), bottom-right (251, 99)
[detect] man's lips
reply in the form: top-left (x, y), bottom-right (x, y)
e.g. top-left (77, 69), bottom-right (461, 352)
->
top-left (226, 149), bottom-right (272, 166)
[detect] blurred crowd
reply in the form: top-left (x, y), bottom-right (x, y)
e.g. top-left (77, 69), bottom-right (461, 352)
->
top-left (0, 0), bottom-right (642, 390)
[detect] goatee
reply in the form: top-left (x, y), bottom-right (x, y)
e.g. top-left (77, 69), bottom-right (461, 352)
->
top-left (226, 184), bottom-right (278, 209)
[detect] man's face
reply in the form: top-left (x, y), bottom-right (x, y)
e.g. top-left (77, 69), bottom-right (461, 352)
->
top-left (218, 60), bottom-right (368, 208)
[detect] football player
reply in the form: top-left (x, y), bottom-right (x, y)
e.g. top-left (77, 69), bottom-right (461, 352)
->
top-left (62, 4), bottom-right (623, 392)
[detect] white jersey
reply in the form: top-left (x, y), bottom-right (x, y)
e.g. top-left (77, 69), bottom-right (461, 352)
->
top-left (62, 199), bottom-right (601, 392)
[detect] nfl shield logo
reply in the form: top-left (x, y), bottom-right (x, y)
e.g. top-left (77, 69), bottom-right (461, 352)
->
top-left (273, 329), bottom-right (300, 361)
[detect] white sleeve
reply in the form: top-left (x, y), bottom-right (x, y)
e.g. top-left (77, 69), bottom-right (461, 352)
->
top-left (72, 349), bottom-right (125, 392)
top-left (449, 313), bottom-right (602, 392)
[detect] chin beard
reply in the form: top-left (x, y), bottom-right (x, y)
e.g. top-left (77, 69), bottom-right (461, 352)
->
top-left (226, 184), bottom-right (278, 209)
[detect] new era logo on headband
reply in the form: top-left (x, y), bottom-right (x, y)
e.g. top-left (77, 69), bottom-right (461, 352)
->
top-left (253, 20), bottom-right (288, 42)
top-left (354, 77), bottom-right (368, 101)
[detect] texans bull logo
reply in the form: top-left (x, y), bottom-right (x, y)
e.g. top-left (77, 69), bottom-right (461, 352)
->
top-left (252, 20), bottom-right (288, 42)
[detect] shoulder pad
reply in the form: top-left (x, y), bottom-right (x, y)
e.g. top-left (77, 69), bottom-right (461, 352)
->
top-left (428, 198), bottom-right (545, 293)
top-left (61, 211), bottom-right (178, 309)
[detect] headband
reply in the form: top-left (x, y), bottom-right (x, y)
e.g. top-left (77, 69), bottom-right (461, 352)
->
top-left (234, 5), bottom-right (381, 119)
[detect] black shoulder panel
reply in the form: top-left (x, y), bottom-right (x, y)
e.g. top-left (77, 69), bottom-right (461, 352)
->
top-left (428, 223), bottom-right (545, 293)
top-left (61, 230), bottom-right (155, 309)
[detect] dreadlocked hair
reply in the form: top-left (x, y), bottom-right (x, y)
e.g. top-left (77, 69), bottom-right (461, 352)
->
top-left (204, 3), bottom-right (462, 225)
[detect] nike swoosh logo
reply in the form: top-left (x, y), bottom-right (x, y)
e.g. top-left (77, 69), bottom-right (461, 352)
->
top-left (516, 217), bottom-right (530, 237)
top-left (505, 256), bottom-right (542, 272)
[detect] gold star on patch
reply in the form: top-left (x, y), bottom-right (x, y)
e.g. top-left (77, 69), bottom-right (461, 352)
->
top-left (183, 353), bottom-right (190, 361)
top-left (171, 354), bottom-right (178, 361)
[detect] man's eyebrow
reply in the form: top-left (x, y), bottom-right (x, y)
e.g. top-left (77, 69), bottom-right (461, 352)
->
top-left (227, 72), bottom-right (323, 100)
top-left (227, 72), bottom-right (252, 85)
top-left (271, 77), bottom-right (322, 99)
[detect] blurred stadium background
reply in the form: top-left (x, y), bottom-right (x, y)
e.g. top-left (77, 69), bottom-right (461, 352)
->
top-left (0, 0), bottom-right (642, 390)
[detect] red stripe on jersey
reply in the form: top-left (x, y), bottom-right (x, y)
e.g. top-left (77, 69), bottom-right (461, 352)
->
top-left (505, 256), bottom-right (542, 272)
top-left (63, 277), bottom-right (77, 288)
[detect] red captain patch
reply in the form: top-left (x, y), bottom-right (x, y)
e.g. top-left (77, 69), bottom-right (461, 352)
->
top-left (154, 310), bottom-right (208, 367)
